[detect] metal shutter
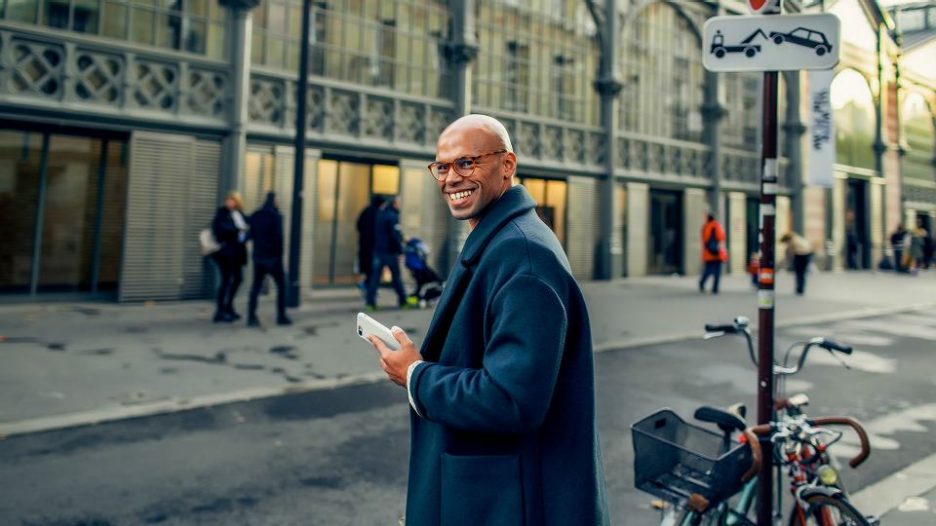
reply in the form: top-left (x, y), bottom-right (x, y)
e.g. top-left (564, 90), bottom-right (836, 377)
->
top-left (683, 188), bottom-right (706, 277)
top-left (120, 132), bottom-right (193, 302)
top-left (626, 182), bottom-right (650, 277)
top-left (180, 140), bottom-right (221, 299)
top-left (728, 192), bottom-right (747, 275)
top-left (567, 176), bottom-right (598, 280)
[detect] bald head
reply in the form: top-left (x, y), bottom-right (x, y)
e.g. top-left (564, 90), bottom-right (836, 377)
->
top-left (440, 114), bottom-right (513, 153)
top-left (434, 114), bottom-right (517, 228)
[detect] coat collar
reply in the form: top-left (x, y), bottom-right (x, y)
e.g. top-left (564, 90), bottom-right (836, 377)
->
top-left (459, 185), bottom-right (537, 268)
top-left (418, 186), bottom-right (536, 360)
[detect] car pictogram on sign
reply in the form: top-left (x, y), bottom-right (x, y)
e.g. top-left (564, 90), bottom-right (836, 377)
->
top-left (768, 27), bottom-right (833, 56)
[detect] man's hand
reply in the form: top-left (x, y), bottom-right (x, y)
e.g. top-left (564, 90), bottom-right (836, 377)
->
top-left (368, 326), bottom-right (420, 387)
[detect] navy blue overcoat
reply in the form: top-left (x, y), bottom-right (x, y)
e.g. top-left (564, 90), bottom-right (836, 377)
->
top-left (406, 186), bottom-right (610, 525)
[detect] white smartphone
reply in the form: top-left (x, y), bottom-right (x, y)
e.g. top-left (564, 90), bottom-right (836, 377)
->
top-left (356, 312), bottom-right (400, 351)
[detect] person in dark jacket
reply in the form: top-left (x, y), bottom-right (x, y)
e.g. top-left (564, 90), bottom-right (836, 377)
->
top-left (211, 191), bottom-right (248, 323)
top-left (364, 196), bottom-right (408, 309)
top-left (366, 115), bottom-right (610, 525)
top-left (246, 192), bottom-right (291, 327)
top-left (890, 223), bottom-right (907, 272)
top-left (356, 195), bottom-right (383, 293)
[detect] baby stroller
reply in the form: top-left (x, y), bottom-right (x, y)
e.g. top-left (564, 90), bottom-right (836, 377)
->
top-left (404, 238), bottom-right (444, 308)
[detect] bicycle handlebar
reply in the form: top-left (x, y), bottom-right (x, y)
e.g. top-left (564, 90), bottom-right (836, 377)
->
top-left (741, 428), bottom-right (763, 482)
top-left (819, 339), bottom-right (853, 354)
top-left (704, 323), bottom-right (738, 333)
top-left (807, 416), bottom-right (871, 468)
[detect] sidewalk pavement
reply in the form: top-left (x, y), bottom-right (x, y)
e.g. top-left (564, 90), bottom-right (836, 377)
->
top-left (878, 484), bottom-right (936, 525)
top-left (1, 270), bottom-right (934, 438)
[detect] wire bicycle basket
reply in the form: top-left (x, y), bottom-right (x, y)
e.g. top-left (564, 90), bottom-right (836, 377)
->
top-left (632, 409), bottom-right (754, 506)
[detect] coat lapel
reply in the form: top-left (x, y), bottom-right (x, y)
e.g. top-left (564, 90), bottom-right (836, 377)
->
top-left (419, 186), bottom-right (537, 361)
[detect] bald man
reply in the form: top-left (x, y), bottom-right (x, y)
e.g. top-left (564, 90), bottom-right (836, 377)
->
top-left (368, 114), bottom-right (609, 525)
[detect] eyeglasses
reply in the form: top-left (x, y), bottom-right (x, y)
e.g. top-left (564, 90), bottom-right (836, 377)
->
top-left (427, 149), bottom-right (508, 181)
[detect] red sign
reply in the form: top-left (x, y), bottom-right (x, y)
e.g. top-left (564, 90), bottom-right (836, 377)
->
top-left (748, 0), bottom-right (781, 14)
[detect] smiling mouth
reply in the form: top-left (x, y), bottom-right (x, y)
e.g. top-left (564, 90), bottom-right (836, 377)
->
top-left (448, 189), bottom-right (474, 202)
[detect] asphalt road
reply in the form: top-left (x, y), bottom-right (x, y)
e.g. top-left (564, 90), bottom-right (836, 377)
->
top-left (1, 311), bottom-right (934, 526)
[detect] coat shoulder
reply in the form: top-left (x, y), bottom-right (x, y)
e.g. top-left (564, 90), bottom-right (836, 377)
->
top-left (482, 211), bottom-right (570, 279)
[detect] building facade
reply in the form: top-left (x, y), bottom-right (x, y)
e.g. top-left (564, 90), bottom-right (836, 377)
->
top-left (0, 0), bottom-right (933, 301)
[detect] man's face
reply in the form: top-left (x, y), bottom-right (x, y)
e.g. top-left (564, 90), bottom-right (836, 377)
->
top-left (434, 127), bottom-right (515, 224)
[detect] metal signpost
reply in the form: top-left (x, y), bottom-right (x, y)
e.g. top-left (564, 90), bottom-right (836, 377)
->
top-left (703, 5), bottom-right (840, 525)
top-left (288, 0), bottom-right (313, 308)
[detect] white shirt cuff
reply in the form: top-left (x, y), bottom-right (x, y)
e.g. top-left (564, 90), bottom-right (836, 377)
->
top-left (406, 360), bottom-right (425, 418)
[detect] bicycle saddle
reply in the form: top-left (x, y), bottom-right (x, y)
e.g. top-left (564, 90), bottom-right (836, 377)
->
top-left (694, 405), bottom-right (747, 434)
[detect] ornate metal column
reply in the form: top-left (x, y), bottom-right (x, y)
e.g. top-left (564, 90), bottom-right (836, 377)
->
top-left (218, 0), bottom-right (260, 200)
top-left (592, 0), bottom-right (623, 280)
top-left (441, 0), bottom-right (478, 276)
top-left (783, 71), bottom-right (807, 233)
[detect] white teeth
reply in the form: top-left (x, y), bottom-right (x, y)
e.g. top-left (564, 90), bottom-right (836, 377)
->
top-left (449, 190), bottom-right (473, 201)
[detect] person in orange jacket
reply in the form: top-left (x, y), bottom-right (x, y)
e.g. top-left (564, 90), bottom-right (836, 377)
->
top-left (699, 212), bottom-right (729, 294)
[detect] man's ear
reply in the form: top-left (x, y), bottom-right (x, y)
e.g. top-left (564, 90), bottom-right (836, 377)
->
top-left (503, 152), bottom-right (517, 180)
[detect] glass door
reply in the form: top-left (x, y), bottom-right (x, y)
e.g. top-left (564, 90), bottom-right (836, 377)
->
top-left (648, 190), bottom-right (683, 275)
top-left (0, 130), bottom-right (44, 293)
top-left (0, 127), bottom-right (127, 297)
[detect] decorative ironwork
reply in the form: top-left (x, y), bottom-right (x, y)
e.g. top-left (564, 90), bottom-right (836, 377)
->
top-left (427, 106), bottom-right (454, 142)
top-left (397, 102), bottom-right (427, 144)
top-left (542, 126), bottom-right (563, 161)
top-left (133, 61), bottom-right (178, 111)
top-left (326, 90), bottom-right (360, 136)
top-left (307, 85), bottom-right (325, 132)
top-left (187, 69), bottom-right (227, 117)
top-left (363, 96), bottom-right (394, 140)
top-left (9, 39), bottom-right (64, 98)
top-left (565, 129), bottom-right (585, 164)
top-left (249, 78), bottom-right (285, 127)
top-left (517, 122), bottom-right (540, 158)
top-left (74, 52), bottom-right (123, 104)
top-left (587, 132), bottom-right (605, 166)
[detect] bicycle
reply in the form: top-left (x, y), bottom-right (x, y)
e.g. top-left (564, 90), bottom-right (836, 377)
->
top-left (632, 317), bottom-right (878, 526)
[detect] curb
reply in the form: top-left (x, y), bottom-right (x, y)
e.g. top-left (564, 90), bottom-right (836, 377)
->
top-left (2, 302), bottom-right (933, 439)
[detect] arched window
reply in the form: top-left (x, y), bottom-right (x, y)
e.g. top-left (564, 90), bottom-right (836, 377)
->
top-left (619, 1), bottom-right (704, 142)
top-left (251, 0), bottom-right (448, 98)
top-left (902, 93), bottom-right (935, 184)
top-left (831, 69), bottom-right (875, 170)
top-left (473, 0), bottom-right (599, 124)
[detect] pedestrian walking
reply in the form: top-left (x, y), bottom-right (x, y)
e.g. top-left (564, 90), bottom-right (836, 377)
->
top-left (907, 224), bottom-right (926, 275)
top-left (366, 114), bottom-right (609, 525)
top-left (890, 223), bottom-right (907, 272)
top-left (364, 196), bottom-right (408, 310)
top-left (246, 192), bottom-right (291, 327)
top-left (781, 232), bottom-right (813, 295)
top-left (211, 191), bottom-right (249, 322)
top-left (356, 195), bottom-right (383, 294)
top-left (699, 212), bottom-right (728, 294)
top-left (922, 227), bottom-right (934, 270)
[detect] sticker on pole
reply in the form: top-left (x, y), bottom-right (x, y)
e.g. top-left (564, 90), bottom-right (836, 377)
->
top-left (703, 14), bottom-right (840, 72)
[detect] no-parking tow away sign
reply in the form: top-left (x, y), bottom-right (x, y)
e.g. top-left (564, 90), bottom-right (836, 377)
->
top-left (703, 13), bottom-right (840, 72)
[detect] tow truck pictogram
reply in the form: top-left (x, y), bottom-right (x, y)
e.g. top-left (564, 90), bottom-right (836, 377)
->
top-left (710, 29), bottom-right (769, 58)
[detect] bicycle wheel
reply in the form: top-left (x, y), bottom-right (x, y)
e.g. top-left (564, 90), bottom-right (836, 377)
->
top-left (788, 494), bottom-right (870, 526)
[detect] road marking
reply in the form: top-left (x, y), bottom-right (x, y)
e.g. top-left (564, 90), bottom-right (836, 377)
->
top-left (851, 451), bottom-right (936, 518)
top-left (0, 371), bottom-right (386, 439)
top-left (593, 302), bottom-right (936, 353)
